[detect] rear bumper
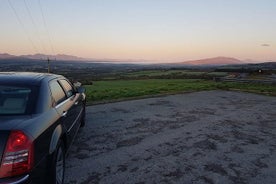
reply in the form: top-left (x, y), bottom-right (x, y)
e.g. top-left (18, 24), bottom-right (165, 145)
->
top-left (0, 174), bottom-right (29, 184)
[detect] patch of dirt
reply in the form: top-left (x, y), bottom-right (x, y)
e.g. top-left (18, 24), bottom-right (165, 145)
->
top-left (204, 163), bottom-right (228, 176)
top-left (117, 137), bottom-right (144, 148)
top-left (193, 139), bottom-right (217, 150)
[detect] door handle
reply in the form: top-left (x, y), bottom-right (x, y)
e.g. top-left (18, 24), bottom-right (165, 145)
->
top-left (62, 111), bottom-right (68, 117)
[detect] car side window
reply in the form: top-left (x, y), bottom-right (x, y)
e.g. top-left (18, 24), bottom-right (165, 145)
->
top-left (49, 81), bottom-right (66, 105)
top-left (59, 79), bottom-right (74, 97)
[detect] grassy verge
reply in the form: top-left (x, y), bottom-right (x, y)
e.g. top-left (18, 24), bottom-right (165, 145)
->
top-left (85, 79), bottom-right (276, 104)
top-left (215, 82), bottom-right (276, 95)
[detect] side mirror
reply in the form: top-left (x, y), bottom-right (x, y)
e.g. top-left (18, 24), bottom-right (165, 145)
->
top-left (77, 86), bottom-right (85, 93)
top-left (73, 81), bottom-right (82, 88)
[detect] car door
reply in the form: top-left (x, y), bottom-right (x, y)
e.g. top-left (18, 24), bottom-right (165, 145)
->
top-left (49, 79), bottom-right (78, 145)
top-left (58, 79), bottom-right (83, 144)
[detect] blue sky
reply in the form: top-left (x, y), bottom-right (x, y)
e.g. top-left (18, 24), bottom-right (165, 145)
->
top-left (1, 0), bottom-right (275, 62)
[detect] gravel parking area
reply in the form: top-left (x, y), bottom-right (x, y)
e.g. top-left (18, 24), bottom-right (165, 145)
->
top-left (65, 90), bottom-right (276, 184)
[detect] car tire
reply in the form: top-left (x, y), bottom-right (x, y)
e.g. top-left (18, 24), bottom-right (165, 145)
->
top-left (49, 141), bottom-right (65, 184)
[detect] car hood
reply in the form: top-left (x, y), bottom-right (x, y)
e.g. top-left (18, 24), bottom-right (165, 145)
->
top-left (0, 116), bottom-right (32, 130)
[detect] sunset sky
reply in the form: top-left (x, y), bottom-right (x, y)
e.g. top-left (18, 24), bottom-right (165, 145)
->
top-left (1, 0), bottom-right (276, 62)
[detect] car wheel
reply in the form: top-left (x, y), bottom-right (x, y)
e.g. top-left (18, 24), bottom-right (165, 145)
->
top-left (49, 141), bottom-right (65, 184)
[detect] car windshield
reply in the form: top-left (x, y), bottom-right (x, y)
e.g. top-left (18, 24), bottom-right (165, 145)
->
top-left (0, 85), bottom-right (36, 115)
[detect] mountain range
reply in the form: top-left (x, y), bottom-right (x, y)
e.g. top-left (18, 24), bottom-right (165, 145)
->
top-left (179, 57), bottom-right (243, 65)
top-left (0, 53), bottom-right (86, 61)
top-left (0, 53), bottom-right (272, 65)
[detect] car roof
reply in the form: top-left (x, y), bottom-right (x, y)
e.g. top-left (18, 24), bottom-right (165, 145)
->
top-left (0, 72), bottom-right (63, 86)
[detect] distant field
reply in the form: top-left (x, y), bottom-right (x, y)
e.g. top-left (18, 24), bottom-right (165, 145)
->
top-left (97, 69), bottom-right (228, 80)
top-left (84, 79), bottom-right (276, 104)
top-left (124, 70), bottom-right (205, 77)
top-left (100, 70), bottom-right (229, 80)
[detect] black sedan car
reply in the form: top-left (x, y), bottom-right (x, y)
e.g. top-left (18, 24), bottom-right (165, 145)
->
top-left (0, 72), bottom-right (86, 184)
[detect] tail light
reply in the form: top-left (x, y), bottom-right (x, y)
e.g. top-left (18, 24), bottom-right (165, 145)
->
top-left (0, 130), bottom-right (34, 178)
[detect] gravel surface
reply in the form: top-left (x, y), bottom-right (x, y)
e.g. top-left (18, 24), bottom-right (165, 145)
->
top-left (65, 90), bottom-right (276, 184)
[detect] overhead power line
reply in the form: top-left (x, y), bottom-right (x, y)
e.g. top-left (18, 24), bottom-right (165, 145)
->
top-left (38, 0), bottom-right (56, 57)
top-left (8, 0), bottom-right (40, 54)
top-left (23, 0), bottom-right (47, 54)
top-left (8, 0), bottom-right (56, 72)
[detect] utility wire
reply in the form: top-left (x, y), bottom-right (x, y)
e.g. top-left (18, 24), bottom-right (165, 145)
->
top-left (38, 0), bottom-right (56, 58)
top-left (8, 0), bottom-right (40, 54)
top-left (23, 0), bottom-right (47, 55)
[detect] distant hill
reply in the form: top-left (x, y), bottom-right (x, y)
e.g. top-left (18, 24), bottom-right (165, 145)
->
top-left (179, 57), bottom-right (243, 66)
top-left (20, 53), bottom-right (86, 61)
top-left (0, 53), bottom-right (88, 61)
top-left (0, 53), bottom-right (16, 59)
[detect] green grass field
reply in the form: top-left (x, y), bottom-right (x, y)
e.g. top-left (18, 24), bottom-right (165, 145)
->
top-left (85, 79), bottom-right (276, 104)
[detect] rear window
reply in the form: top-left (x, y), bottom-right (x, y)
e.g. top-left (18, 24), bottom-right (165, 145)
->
top-left (0, 85), bottom-right (37, 115)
